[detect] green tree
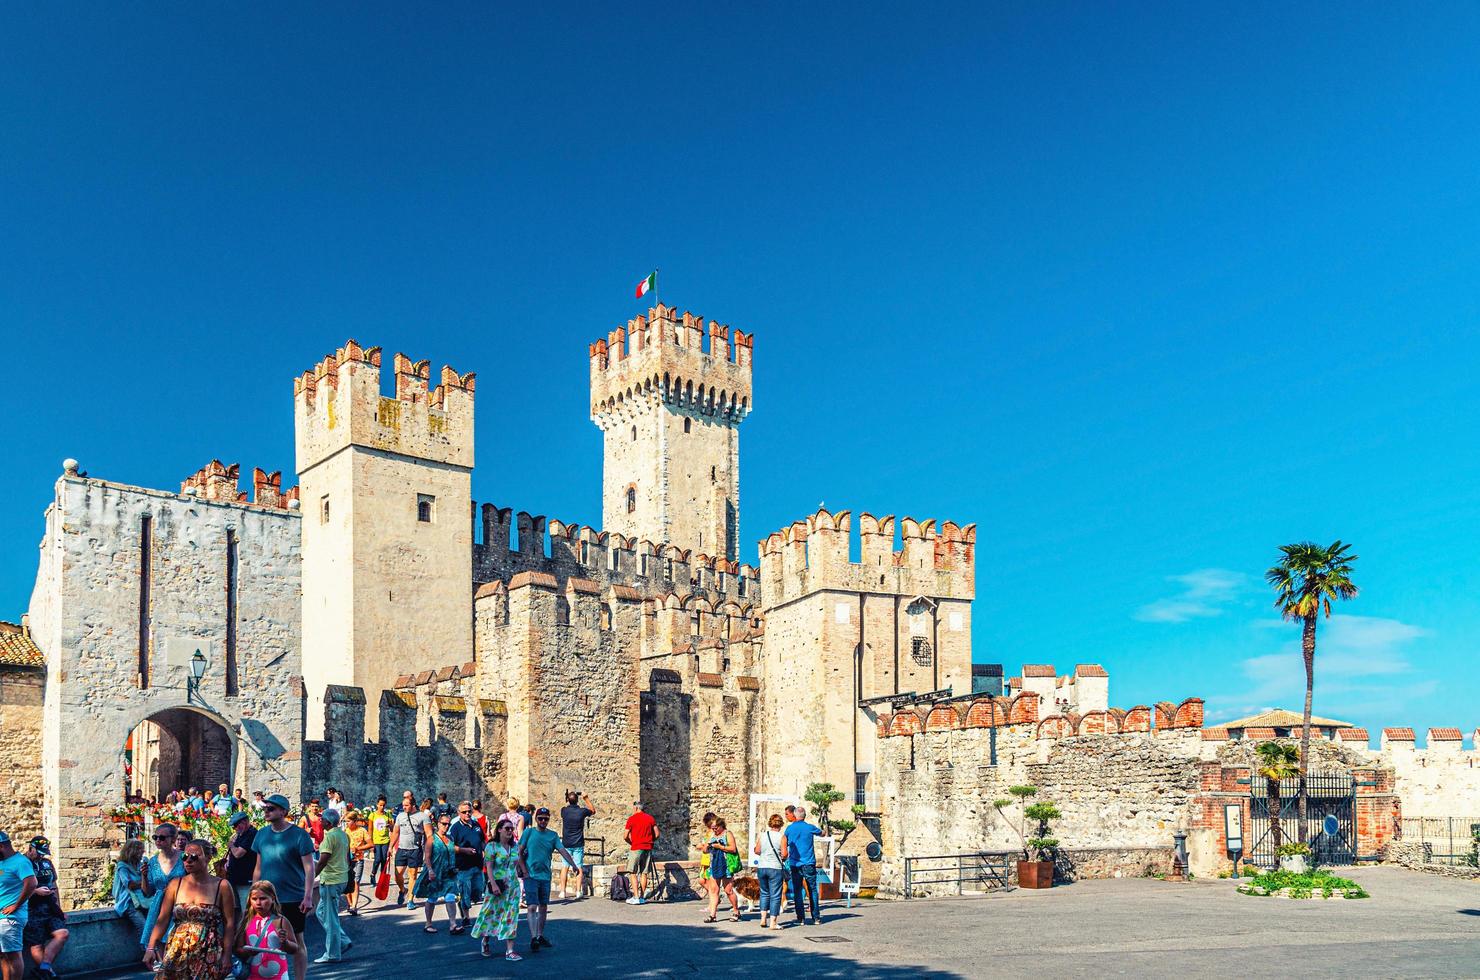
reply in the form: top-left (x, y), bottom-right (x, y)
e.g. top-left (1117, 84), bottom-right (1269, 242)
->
top-left (1265, 540), bottom-right (1358, 830)
top-left (1254, 741), bottom-right (1300, 850)
top-left (804, 782), bottom-right (855, 837)
top-left (993, 785), bottom-right (1040, 861)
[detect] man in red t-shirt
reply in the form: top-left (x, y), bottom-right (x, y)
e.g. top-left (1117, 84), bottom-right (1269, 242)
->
top-left (622, 801), bottom-right (659, 904)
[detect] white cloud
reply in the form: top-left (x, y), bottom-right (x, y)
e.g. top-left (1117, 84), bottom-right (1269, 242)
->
top-left (1204, 615), bottom-right (1430, 722)
top-left (1135, 568), bottom-right (1247, 623)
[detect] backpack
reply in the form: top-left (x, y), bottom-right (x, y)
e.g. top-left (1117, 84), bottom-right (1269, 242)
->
top-left (609, 872), bottom-right (632, 902)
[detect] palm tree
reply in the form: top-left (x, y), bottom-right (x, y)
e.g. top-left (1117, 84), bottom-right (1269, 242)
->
top-left (1254, 741), bottom-right (1300, 852)
top-left (1265, 540), bottom-right (1358, 832)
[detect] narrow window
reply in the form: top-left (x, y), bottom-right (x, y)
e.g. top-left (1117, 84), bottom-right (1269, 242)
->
top-left (320, 495), bottom-right (330, 524)
top-left (600, 603), bottom-right (613, 630)
top-left (138, 515), bottom-right (152, 687)
top-left (639, 553), bottom-right (649, 577)
top-left (225, 528), bottom-right (239, 696)
top-left (664, 558), bottom-right (673, 581)
top-left (631, 425), bottom-right (637, 441)
top-left (855, 772), bottom-right (869, 807)
top-left (626, 487), bottom-right (637, 514)
top-left (737, 576), bottom-right (746, 597)
top-left (417, 493), bottom-right (435, 523)
top-left (683, 417), bottom-right (691, 434)
top-left (555, 596), bottom-right (571, 626)
top-left (711, 465), bottom-right (716, 483)
top-left (580, 540), bottom-right (589, 564)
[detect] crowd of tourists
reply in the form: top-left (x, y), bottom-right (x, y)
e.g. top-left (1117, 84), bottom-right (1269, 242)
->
top-left (1, 785), bottom-right (834, 977)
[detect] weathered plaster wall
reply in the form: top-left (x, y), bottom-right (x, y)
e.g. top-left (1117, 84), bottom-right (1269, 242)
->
top-left (0, 667), bottom-right (44, 838)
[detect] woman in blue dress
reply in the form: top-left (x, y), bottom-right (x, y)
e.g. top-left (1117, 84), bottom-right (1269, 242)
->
top-left (140, 822), bottom-right (186, 949)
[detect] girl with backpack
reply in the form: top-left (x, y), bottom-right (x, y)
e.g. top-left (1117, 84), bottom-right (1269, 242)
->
top-left (702, 816), bottom-right (742, 923)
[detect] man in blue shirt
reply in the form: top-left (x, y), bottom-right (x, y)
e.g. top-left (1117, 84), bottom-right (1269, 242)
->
top-left (448, 801), bottom-right (486, 930)
top-left (0, 831), bottom-right (38, 980)
top-left (519, 807), bottom-right (577, 956)
top-left (252, 794), bottom-right (316, 980)
top-left (782, 807), bottom-right (823, 926)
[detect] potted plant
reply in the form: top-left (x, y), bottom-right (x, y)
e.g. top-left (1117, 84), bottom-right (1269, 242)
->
top-left (805, 782), bottom-right (858, 900)
top-left (994, 785), bottom-right (1062, 888)
top-left (1276, 842), bottom-right (1311, 873)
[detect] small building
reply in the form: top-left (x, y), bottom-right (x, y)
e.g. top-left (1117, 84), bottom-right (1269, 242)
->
top-left (971, 663), bottom-right (1004, 696)
top-left (1218, 708), bottom-right (1355, 740)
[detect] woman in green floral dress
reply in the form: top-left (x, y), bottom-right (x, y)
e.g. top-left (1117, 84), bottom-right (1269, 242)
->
top-left (472, 818), bottom-right (526, 960)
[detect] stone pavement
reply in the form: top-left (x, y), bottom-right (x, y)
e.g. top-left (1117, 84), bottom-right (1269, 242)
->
top-left (93, 867), bottom-right (1480, 978)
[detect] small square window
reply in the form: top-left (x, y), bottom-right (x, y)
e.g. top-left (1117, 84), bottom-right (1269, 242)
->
top-left (417, 493), bottom-right (435, 523)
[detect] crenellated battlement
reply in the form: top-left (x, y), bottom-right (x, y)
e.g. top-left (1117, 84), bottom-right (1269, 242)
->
top-left (758, 507), bottom-right (975, 605)
top-left (180, 460), bottom-right (300, 510)
top-left (589, 304), bottom-right (753, 428)
top-left (472, 501), bottom-right (761, 605)
top-left (294, 338), bottom-right (475, 473)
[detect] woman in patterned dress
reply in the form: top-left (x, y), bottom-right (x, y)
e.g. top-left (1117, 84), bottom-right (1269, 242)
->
top-left (234, 880), bottom-right (299, 980)
top-left (471, 818), bottom-right (526, 961)
top-left (144, 840), bottom-right (238, 979)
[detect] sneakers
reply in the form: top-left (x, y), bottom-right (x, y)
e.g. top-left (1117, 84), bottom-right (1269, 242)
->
top-left (529, 938), bottom-right (540, 954)
top-left (537, 936), bottom-right (552, 949)
top-left (624, 896), bottom-right (640, 905)
top-left (313, 954), bottom-right (342, 963)
top-left (406, 899), bottom-right (418, 910)
top-left (505, 952), bottom-right (523, 962)
top-left (396, 888), bottom-right (406, 906)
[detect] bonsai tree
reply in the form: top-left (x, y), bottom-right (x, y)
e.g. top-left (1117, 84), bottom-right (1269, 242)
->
top-left (993, 785), bottom-right (1062, 861)
top-left (1024, 801), bottom-right (1061, 862)
top-left (804, 782), bottom-right (856, 838)
top-left (1265, 540), bottom-right (1358, 829)
top-left (1255, 741), bottom-right (1300, 848)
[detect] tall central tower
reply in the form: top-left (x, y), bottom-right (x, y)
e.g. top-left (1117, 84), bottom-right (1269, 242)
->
top-left (590, 304), bottom-right (753, 559)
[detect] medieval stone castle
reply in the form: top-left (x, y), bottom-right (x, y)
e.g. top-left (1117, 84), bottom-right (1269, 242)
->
top-left (4, 303), bottom-right (989, 896)
top-left (4, 302), bottom-right (1478, 911)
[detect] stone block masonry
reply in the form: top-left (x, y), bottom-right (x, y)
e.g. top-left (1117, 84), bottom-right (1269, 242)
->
top-left (0, 665), bottom-right (44, 839)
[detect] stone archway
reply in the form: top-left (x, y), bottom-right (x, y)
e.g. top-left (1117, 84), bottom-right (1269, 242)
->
top-left (126, 707), bottom-right (234, 803)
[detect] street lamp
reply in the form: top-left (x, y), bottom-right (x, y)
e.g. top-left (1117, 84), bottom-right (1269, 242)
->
top-left (188, 649), bottom-right (207, 703)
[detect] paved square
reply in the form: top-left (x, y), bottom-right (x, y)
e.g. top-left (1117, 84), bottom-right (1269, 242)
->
top-left (94, 867), bottom-right (1480, 978)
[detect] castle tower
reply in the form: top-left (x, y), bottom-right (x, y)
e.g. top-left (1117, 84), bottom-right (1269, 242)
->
top-left (294, 341), bottom-right (476, 738)
top-left (590, 304), bottom-right (753, 559)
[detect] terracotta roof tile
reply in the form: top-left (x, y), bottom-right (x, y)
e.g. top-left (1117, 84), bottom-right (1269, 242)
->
top-left (1220, 709), bottom-right (1354, 730)
top-left (1428, 727), bottom-right (1462, 741)
top-left (508, 571), bottom-right (558, 590)
top-left (1007, 677), bottom-right (1022, 687)
top-left (1201, 728), bottom-right (1230, 740)
top-left (610, 585), bottom-right (643, 601)
top-left (697, 672), bottom-right (723, 688)
top-left (1074, 664), bottom-right (1108, 678)
top-left (1383, 727), bottom-right (1416, 740)
top-left (0, 622), bottom-right (44, 669)
top-left (737, 676), bottom-right (760, 691)
top-left (1021, 664), bottom-right (1056, 677)
top-left (1242, 727), bottom-right (1277, 739)
top-left (1336, 728), bottom-right (1370, 741)
top-left (566, 577), bottom-right (602, 595)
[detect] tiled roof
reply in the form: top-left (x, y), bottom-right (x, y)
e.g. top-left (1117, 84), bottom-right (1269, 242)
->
top-left (1201, 728), bottom-right (1230, 741)
top-left (1074, 664), bottom-right (1108, 678)
top-left (1007, 677), bottom-right (1022, 687)
top-left (1428, 727), bottom-right (1463, 741)
top-left (1021, 664), bottom-right (1056, 677)
top-left (1382, 728), bottom-right (1416, 740)
top-left (1219, 709), bottom-right (1353, 730)
top-left (1336, 728), bottom-right (1370, 742)
top-left (0, 622), bottom-right (44, 669)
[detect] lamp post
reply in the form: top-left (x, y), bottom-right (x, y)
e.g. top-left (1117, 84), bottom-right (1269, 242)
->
top-left (188, 649), bottom-right (207, 704)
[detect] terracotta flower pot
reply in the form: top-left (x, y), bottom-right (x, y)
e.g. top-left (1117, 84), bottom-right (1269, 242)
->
top-left (1017, 859), bottom-right (1054, 889)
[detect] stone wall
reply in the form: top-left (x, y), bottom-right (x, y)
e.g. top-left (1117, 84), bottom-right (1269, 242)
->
top-left (0, 667), bottom-right (44, 837)
top-left (872, 697), bottom-right (1208, 897)
top-left (638, 669), bottom-right (759, 861)
top-left (25, 474), bottom-right (304, 904)
top-left (302, 685), bottom-right (505, 808)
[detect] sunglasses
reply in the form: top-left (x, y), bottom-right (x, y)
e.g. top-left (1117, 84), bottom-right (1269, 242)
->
top-left (152, 834), bottom-right (174, 841)
top-left (182, 853), bottom-right (201, 862)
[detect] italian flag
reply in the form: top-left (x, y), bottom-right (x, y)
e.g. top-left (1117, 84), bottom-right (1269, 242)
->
top-left (635, 270), bottom-right (657, 299)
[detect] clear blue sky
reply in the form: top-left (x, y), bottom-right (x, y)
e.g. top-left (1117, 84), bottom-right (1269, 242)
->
top-left (3, 4), bottom-right (1478, 741)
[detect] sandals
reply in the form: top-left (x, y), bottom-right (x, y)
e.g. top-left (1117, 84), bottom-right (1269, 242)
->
top-left (450, 925), bottom-right (465, 935)
top-left (481, 938), bottom-right (491, 958)
top-left (730, 913), bottom-right (742, 922)
top-left (424, 925), bottom-right (438, 933)
top-left (703, 914), bottom-right (717, 923)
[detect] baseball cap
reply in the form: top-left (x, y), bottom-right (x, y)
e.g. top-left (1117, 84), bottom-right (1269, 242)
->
top-left (228, 811), bottom-right (250, 826)
top-left (0, 832), bottom-right (11, 846)
top-left (321, 808), bottom-right (341, 826)
top-left (264, 794), bottom-right (291, 811)
top-left (28, 836), bottom-right (50, 855)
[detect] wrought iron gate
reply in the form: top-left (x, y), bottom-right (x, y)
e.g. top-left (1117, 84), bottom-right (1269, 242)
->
top-left (1247, 773), bottom-right (1355, 867)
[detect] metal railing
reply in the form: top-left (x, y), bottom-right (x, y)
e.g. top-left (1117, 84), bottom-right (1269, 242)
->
top-left (902, 851), bottom-right (1014, 898)
top-left (1401, 817), bottom-right (1480, 867)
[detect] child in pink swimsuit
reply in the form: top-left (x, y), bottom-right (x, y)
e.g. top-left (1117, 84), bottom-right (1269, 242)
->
top-left (234, 881), bottom-right (298, 979)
